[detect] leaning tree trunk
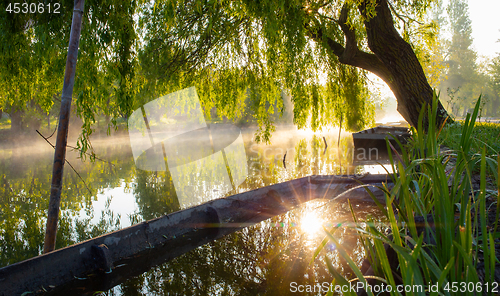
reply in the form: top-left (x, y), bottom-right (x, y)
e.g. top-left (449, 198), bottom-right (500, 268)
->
top-left (359, 0), bottom-right (450, 128)
top-left (306, 0), bottom-right (451, 129)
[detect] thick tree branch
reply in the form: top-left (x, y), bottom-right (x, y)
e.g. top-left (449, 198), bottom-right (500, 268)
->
top-left (305, 5), bottom-right (394, 87)
top-left (338, 4), bottom-right (357, 62)
top-left (358, 0), bottom-right (451, 127)
top-left (305, 23), bottom-right (343, 56)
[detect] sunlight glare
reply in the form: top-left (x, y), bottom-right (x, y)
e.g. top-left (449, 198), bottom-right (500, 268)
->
top-left (300, 211), bottom-right (324, 237)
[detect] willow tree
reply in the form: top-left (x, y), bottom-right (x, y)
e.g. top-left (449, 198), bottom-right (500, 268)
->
top-left (0, 3), bottom-right (73, 133)
top-left (138, 0), bottom-right (450, 140)
top-left (0, 0), bottom-right (141, 153)
top-left (2, 0), bottom-right (450, 144)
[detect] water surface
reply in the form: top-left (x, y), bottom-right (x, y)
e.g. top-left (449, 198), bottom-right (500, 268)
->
top-left (0, 126), bottom-right (388, 295)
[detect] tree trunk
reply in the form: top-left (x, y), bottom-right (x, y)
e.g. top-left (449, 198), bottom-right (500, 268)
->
top-left (306, 0), bottom-right (451, 129)
top-left (9, 108), bottom-right (25, 133)
top-left (359, 0), bottom-right (450, 128)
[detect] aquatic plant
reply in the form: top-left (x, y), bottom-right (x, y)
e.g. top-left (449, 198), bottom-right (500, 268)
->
top-left (314, 94), bottom-right (499, 295)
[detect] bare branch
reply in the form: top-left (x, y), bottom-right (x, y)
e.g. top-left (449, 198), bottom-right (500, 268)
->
top-left (36, 129), bottom-right (93, 197)
top-left (317, 13), bottom-right (337, 23)
top-left (387, 0), bottom-right (424, 26)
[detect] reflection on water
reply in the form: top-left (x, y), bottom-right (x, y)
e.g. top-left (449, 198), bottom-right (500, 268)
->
top-left (0, 127), bottom-right (389, 295)
top-left (82, 182), bottom-right (137, 228)
top-left (361, 164), bottom-right (394, 174)
top-left (0, 135), bottom-right (133, 266)
top-left (128, 87), bottom-right (249, 209)
top-left (300, 202), bottom-right (325, 239)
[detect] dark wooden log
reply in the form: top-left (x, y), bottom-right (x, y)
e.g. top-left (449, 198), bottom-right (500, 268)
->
top-left (0, 174), bottom-right (391, 295)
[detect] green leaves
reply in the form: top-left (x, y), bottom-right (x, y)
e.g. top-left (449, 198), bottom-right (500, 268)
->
top-left (324, 93), bottom-right (499, 295)
top-left (0, 0), bottom-right (441, 148)
top-left (138, 0), bottom-right (379, 142)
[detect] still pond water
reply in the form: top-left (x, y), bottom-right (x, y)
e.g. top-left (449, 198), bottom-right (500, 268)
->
top-left (0, 126), bottom-right (389, 295)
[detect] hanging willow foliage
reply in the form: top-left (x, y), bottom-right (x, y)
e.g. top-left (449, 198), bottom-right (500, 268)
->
top-left (139, 0), bottom-right (379, 142)
top-left (1, 0), bottom-right (443, 149)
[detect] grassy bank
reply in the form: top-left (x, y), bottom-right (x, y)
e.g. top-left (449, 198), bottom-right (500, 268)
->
top-left (317, 96), bottom-right (499, 295)
top-left (440, 120), bottom-right (500, 159)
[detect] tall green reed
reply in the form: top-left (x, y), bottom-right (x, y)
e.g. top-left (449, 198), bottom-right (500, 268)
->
top-left (313, 94), bottom-right (499, 295)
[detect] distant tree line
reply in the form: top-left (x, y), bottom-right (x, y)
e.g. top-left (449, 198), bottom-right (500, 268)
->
top-left (429, 0), bottom-right (500, 118)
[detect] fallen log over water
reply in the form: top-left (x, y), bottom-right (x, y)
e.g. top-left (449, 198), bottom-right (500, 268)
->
top-left (0, 174), bottom-right (391, 295)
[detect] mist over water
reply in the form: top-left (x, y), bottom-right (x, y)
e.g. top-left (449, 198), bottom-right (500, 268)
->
top-left (0, 122), bottom-right (391, 294)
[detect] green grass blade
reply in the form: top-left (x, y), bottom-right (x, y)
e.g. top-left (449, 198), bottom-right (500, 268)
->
top-left (310, 225), bottom-right (340, 265)
top-left (324, 255), bottom-right (358, 296)
top-left (429, 255), bottom-right (455, 296)
top-left (323, 227), bottom-right (374, 296)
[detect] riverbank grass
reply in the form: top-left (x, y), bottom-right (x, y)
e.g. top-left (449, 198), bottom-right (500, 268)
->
top-left (440, 120), bottom-right (500, 159)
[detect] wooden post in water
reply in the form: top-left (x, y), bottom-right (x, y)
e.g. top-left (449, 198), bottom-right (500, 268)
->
top-left (44, 0), bottom-right (85, 254)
